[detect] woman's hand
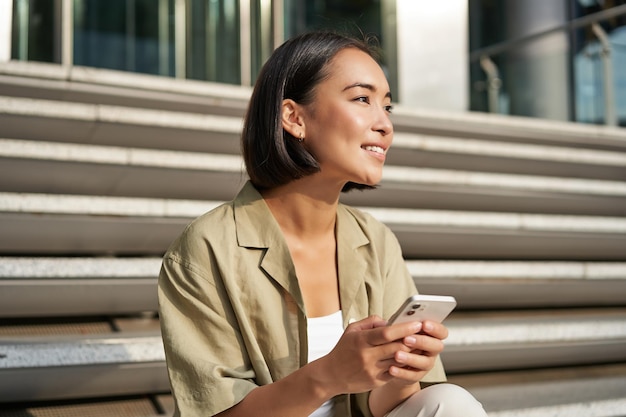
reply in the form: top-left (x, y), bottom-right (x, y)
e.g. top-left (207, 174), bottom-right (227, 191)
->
top-left (386, 319), bottom-right (448, 384)
top-left (314, 315), bottom-right (425, 396)
top-left (367, 320), bottom-right (448, 417)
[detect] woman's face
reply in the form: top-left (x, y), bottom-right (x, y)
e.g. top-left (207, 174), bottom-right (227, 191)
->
top-left (300, 48), bottom-right (393, 188)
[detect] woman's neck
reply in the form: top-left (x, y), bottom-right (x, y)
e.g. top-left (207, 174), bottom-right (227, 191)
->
top-left (260, 179), bottom-right (341, 238)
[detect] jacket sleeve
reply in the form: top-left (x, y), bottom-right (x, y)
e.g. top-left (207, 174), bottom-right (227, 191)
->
top-left (158, 248), bottom-right (258, 417)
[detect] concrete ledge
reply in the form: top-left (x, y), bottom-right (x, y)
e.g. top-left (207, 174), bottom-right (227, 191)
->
top-left (0, 257), bottom-right (162, 317)
top-left (0, 335), bottom-right (164, 369)
top-left (0, 60), bottom-right (251, 116)
top-left (392, 105), bottom-right (626, 150)
top-left (3, 138), bottom-right (624, 214)
top-left (0, 257), bottom-right (162, 278)
top-left (0, 395), bottom-right (168, 417)
top-left (0, 97), bottom-right (242, 153)
top-left (0, 362), bottom-right (169, 402)
top-left (409, 261), bottom-right (626, 308)
top-left (443, 308), bottom-right (626, 372)
top-left (388, 133), bottom-right (626, 180)
top-left (3, 192), bottom-right (625, 231)
top-left (487, 399), bottom-right (626, 417)
top-left (2, 258), bottom-right (626, 315)
top-left (450, 363), bottom-right (626, 417)
top-left (0, 138), bottom-right (247, 201)
top-left (1, 193), bottom-right (625, 258)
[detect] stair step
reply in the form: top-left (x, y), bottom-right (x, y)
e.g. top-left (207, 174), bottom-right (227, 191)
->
top-left (0, 96), bottom-right (242, 154)
top-left (3, 97), bottom-right (626, 180)
top-left (0, 138), bottom-right (247, 201)
top-left (443, 308), bottom-right (626, 373)
top-left (2, 258), bottom-right (625, 317)
top-left (389, 132), bottom-right (626, 180)
top-left (2, 138), bottom-right (625, 214)
top-left (1, 193), bottom-right (625, 258)
top-left (366, 206), bottom-right (626, 259)
top-left (392, 105), bottom-right (626, 151)
top-left (3, 62), bottom-right (626, 153)
top-left (1, 309), bottom-right (624, 402)
top-left (410, 260), bottom-right (626, 308)
top-left (0, 394), bottom-right (168, 417)
top-left (0, 59), bottom-right (251, 116)
top-left (449, 363), bottom-right (626, 417)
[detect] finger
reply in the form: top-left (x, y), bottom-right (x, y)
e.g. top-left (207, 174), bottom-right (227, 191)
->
top-left (367, 321), bottom-right (422, 346)
top-left (420, 321), bottom-right (449, 340)
top-left (394, 350), bottom-right (434, 372)
top-left (345, 315), bottom-right (386, 332)
top-left (388, 363), bottom-right (425, 382)
top-left (402, 334), bottom-right (445, 357)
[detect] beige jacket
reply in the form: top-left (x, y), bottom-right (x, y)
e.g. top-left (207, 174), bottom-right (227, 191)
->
top-left (158, 182), bottom-right (446, 417)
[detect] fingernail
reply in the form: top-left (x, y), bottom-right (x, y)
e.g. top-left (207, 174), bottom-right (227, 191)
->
top-left (396, 351), bottom-right (407, 361)
top-left (411, 322), bottom-right (422, 333)
top-left (423, 321), bottom-right (434, 332)
top-left (405, 336), bottom-right (417, 345)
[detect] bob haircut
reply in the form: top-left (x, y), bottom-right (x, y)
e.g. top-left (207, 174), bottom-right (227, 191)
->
top-left (241, 31), bottom-right (383, 192)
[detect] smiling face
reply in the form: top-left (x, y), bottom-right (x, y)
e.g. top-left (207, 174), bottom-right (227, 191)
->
top-left (288, 47), bottom-right (394, 190)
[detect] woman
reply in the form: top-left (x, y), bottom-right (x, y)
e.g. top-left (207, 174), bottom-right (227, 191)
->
top-left (158, 31), bottom-right (487, 417)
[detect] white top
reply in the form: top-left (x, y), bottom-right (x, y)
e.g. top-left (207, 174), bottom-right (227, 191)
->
top-left (307, 310), bottom-right (345, 417)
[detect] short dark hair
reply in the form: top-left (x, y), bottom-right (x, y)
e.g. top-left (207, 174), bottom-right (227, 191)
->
top-left (241, 31), bottom-right (382, 192)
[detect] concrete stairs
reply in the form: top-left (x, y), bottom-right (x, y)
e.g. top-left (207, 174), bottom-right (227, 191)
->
top-left (1, 61), bottom-right (626, 417)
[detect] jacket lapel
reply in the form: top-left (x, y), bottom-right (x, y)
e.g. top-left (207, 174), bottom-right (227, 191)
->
top-left (233, 182), bottom-right (371, 321)
top-left (336, 205), bottom-right (370, 325)
top-left (233, 182), bottom-right (305, 312)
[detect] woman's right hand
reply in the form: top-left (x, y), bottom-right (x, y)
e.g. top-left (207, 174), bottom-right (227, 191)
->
top-left (315, 315), bottom-right (423, 395)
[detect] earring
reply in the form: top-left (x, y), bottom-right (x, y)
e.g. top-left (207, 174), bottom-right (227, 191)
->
top-left (298, 132), bottom-right (304, 143)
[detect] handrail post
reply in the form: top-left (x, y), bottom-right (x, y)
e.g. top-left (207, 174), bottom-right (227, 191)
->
top-left (480, 55), bottom-right (502, 114)
top-left (591, 23), bottom-right (618, 126)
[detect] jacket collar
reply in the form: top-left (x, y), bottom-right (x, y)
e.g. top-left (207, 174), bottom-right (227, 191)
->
top-left (233, 181), bottom-right (370, 319)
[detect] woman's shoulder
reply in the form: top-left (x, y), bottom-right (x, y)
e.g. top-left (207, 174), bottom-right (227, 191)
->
top-left (175, 182), bottom-right (261, 244)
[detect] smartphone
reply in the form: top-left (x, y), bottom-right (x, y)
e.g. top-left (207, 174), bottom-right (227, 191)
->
top-left (387, 294), bottom-right (457, 325)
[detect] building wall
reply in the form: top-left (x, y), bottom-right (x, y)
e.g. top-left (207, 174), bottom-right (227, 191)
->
top-left (396, 0), bottom-right (469, 111)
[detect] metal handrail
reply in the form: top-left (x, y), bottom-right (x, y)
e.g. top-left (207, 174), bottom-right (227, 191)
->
top-left (472, 4), bottom-right (626, 125)
top-left (469, 3), bottom-right (626, 62)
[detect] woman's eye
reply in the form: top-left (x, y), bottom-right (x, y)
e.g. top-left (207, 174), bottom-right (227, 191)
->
top-left (355, 96), bottom-right (370, 104)
top-left (384, 104), bottom-right (393, 113)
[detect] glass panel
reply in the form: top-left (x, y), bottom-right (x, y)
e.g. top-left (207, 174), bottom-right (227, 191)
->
top-left (250, 0), bottom-right (272, 83)
top-left (187, 0), bottom-right (240, 84)
top-left (572, 0), bottom-right (626, 126)
top-left (469, 0), bottom-right (626, 126)
top-left (284, 0), bottom-right (381, 40)
top-left (11, 0), bottom-right (60, 63)
top-left (73, 0), bottom-right (175, 76)
top-left (281, 0), bottom-right (395, 98)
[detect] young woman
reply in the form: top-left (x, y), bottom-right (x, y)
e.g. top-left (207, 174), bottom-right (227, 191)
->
top-left (158, 31), bottom-right (488, 417)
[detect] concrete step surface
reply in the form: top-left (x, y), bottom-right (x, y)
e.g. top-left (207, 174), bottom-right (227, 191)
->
top-left (0, 60), bottom-right (251, 116)
top-left (2, 138), bottom-right (625, 214)
top-left (3, 96), bottom-right (626, 179)
top-left (449, 363), bottom-right (626, 417)
top-left (2, 59), bottom-right (626, 416)
top-left (391, 105), bottom-right (626, 151)
top-left (388, 132), bottom-right (626, 180)
top-left (0, 309), bottom-right (624, 403)
top-left (2, 257), bottom-right (626, 317)
top-left (0, 96), bottom-right (243, 154)
top-left (1, 192), bottom-right (625, 258)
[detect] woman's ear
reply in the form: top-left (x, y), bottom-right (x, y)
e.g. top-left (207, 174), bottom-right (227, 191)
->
top-left (281, 99), bottom-right (306, 139)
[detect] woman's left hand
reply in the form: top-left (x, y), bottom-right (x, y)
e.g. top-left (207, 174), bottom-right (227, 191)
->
top-left (386, 320), bottom-right (448, 384)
